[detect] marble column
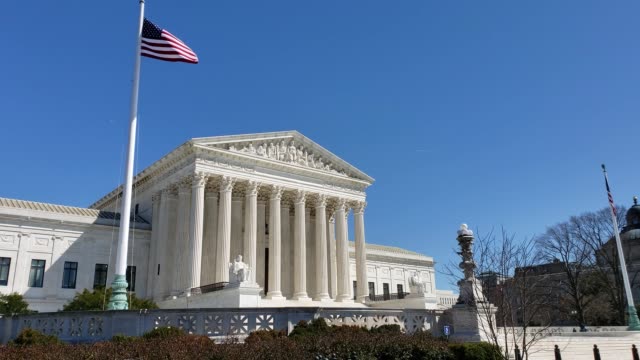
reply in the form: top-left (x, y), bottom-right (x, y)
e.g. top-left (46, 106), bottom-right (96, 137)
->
top-left (354, 201), bottom-right (368, 302)
top-left (231, 195), bottom-right (243, 261)
top-left (201, 186), bottom-right (218, 285)
top-left (146, 191), bottom-right (161, 297)
top-left (328, 213), bottom-right (337, 299)
top-left (281, 203), bottom-right (292, 297)
top-left (186, 173), bottom-right (206, 293)
top-left (292, 190), bottom-right (309, 300)
top-left (256, 200), bottom-right (266, 289)
top-left (314, 195), bottom-right (330, 300)
top-left (266, 186), bottom-right (284, 299)
top-left (215, 176), bottom-right (234, 283)
top-left (173, 180), bottom-right (192, 294)
top-left (335, 200), bottom-right (352, 302)
top-left (158, 188), bottom-right (177, 298)
top-left (243, 181), bottom-right (259, 283)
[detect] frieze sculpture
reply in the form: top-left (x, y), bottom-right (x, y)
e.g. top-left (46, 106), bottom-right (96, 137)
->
top-left (224, 140), bottom-right (349, 177)
top-left (229, 255), bottom-right (251, 283)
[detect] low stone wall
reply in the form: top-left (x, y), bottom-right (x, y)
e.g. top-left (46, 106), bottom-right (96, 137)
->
top-left (0, 307), bottom-right (443, 344)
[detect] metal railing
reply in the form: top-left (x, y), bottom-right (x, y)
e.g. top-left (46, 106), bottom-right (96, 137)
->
top-left (367, 292), bottom-right (410, 302)
top-left (192, 282), bottom-right (229, 294)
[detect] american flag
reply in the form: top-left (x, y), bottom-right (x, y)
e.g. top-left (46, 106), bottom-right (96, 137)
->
top-left (603, 166), bottom-right (617, 217)
top-left (141, 19), bottom-right (198, 64)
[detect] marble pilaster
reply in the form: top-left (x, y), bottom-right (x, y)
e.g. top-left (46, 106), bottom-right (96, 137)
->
top-left (146, 191), bottom-right (161, 297)
top-left (173, 180), bottom-right (192, 294)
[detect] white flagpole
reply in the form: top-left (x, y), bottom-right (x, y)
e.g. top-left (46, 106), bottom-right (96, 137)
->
top-left (602, 164), bottom-right (640, 330)
top-left (107, 0), bottom-right (145, 310)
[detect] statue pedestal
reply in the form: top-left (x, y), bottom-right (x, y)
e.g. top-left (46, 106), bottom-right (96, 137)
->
top-left (158, 282), bottom-right (263, 309)
top-left (450, 303), bottom-right (497, 342)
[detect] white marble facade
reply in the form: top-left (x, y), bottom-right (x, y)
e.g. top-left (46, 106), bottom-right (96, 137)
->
top-left (0, 131), bottom-right (442, 312)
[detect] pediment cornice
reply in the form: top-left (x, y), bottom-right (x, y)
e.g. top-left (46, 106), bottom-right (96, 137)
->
top-left (191, 131), bottom-right (374, 184)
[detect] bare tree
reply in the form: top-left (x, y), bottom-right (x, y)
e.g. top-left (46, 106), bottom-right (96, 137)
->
top-left (571, 206), bottom-right (632, 325)
top-left (535, 220), bottom-right (595, 326)
top-left (444, 228), bottom-right (551, 360)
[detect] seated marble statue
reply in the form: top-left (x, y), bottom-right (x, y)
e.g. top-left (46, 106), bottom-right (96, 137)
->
top-left (409, 273), bottom-right (427, 296)
top-left (229, 255), bottom-right (251, 283)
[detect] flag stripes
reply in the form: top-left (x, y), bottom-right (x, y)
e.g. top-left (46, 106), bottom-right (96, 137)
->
top-left (141, 19), bottom-right (198, 64)
top-left (603, 166), bottom-right (617, 217)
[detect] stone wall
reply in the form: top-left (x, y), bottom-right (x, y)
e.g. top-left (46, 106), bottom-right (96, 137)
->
top-left (0, 307), bottom-right (443, 344)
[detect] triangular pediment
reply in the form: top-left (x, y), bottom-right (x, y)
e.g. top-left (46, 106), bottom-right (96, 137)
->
top-left (191, 131), bottom-right (374, 183)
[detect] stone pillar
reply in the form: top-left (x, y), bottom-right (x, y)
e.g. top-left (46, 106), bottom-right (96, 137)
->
top-left (281, 202), bottom-right (292, 298)
top-left (335, 200), bottom-right (352, 302)
top-left (146, 191), bottom-right (162, 297)
top-left (256, 200), bottom-right (266, 289)
top-left (354, 201), bottom-right (368, 303)
top-left (243, 181), bottom-right (259, 283)
top-left (328, 213), bottom-right (337, 299)
top-left (173, 179), bottom-right (192, 294)
top-left (266, 186), bottom-right (284, 299)
top-left (215, 177), bottom-right (234, 283)
top-left (314, 195), bottom-right (330, 300)
top-left (186, 173), bottom-right (206, 293)
top-left (306, 207), bottom-right (315, 297)
top-left (292, 190), bottom-right (309, 300)
top-left (157, 188), bottom-right (176, 298)
top-left (231, 195), bottom-right (243, 262)
top-left (201, 186), bottom-right (218, 285)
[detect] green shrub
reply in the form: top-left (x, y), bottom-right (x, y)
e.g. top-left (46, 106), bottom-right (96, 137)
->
top-left (142, 326), bottom-right (186, 339)
top-left (288, 317), bottom-right (332, 339)
top-left (62, 288), bottom-right (158, 311)
top-left (244, 328), bottom-right (286, 344)
top-left (369, 324), bottom-right (402, 334)
top-left (449, 342), bottom-right (503, 360)
top-left (111, 334), bottom-right (137, 343)
top-left (9, 328), bottom-right (60, 346)
top-left (0, 293), bottom-right (35, 316)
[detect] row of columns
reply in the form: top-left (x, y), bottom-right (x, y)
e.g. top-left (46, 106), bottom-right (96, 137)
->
top-left (149, 173), bottom-right (368, 302)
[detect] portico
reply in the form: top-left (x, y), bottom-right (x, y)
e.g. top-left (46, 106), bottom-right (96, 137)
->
top-left (92, 131), bottom-right (374, 306)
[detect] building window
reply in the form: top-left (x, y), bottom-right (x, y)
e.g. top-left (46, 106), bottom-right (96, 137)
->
top-left (126, 266), bottom-right (136, 292)
top-left (383, 283), bottom-right (390, 300)
top-left (28, 259), bottom-right (45, 288)
top-left (397, 283), bottom-right (404, 294)
top-left (0, 257), bottom-right (10, 286)
top-left (368, 282), bottom-right (375, 300)
top-left (93, 264), bottom-right (108, 289)
top-left (62, 261), bottom-right (78, 289)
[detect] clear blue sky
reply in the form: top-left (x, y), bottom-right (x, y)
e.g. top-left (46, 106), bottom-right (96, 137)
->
top-left (2, 1), bottom-right (640, 290)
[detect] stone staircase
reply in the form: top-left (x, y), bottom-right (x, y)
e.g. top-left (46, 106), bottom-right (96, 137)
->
top-left (523, 332), bottom-right (640, 360)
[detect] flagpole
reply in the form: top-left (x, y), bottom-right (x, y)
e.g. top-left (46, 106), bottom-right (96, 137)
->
top-left (602, 164), bottom-right (640, 330)
top-left (107, 0), bottom-right (145, 310)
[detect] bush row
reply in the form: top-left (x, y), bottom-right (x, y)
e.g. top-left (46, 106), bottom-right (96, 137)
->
top-left (1, 318), bottom-right (501, 360)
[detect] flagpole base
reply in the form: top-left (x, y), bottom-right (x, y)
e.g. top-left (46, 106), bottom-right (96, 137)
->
top-left (627, 305), bottom-right (640, 331)
top-left (107, 275), bottom-right (129, 310)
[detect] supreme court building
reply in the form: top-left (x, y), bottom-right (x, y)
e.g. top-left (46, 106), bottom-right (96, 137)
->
top-left (0, 131), bottom-right (453, 312)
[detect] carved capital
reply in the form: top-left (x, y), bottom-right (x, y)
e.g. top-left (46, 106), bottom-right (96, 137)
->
top-left (192, 173), bottom-right (207, 188)
top-left (246, 181), bottom-right (260, 196)
top-left (353, 201), bottom-right (366, 215)
top-left (151, 191), bottom-right (162, 203)
top-left (270, 185), bottom-right (283, 200)
top-left (295, 190), bottom-right (306, 205)
top-left (336, 198), bottom-right (347, 212)
top-left (316, 194), bottom-right (327, 208)
top-left (178, 177), bottom-right (192, 194)
top-left (220, 176), bottom-right (235, 193)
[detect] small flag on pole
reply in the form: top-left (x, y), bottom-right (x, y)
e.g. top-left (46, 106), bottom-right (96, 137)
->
top-left (141, 19), bottom-right (198, 64)
top-left (602, 164), bottom-right (617, 217)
